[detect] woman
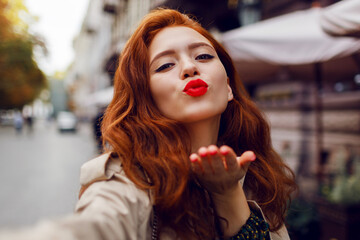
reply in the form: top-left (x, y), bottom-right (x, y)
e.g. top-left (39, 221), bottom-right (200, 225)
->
top-left (1, 8), bottom-right (296, 240)
top-left (86, 8), bottom-right (296, 239)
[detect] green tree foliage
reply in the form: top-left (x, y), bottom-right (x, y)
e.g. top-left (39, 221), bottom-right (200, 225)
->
top-left (0, 0), bottom-right (47, 109)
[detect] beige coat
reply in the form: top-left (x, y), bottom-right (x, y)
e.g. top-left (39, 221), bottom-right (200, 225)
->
top-left (0, 153), bottom-right (290, 240)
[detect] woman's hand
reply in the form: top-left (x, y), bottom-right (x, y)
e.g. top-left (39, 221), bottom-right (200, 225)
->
top-left (190, 145), bottom-right (255, 236)
top-left (189, 145), bottom-right (256, 195)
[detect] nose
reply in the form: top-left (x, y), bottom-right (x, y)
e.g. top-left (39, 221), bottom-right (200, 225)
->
top-left (180, 58), bottom-right (199, 80)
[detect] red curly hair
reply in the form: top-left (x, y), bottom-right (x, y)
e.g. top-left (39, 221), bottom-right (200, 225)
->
top-left (101, 8), bottom-right (297, 239)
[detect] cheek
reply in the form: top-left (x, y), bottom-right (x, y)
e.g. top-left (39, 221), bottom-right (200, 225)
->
top-left (212, 64), bottom-right (228, 88)
top-left (149, 77), bottom-right (175, 108)
top-left (209, 59), bottom-right (227, 77)
top-left (149, 82), bottom-right (163, 105)
top-left (210, 65), bottom-right (231, 106)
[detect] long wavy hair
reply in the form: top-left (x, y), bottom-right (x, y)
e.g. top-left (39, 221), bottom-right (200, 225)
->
top-left (101, 8), bottom-right (297, 239)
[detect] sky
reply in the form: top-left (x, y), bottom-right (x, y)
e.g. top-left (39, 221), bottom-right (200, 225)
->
top-left (24, 0), bottom-right (90, 76)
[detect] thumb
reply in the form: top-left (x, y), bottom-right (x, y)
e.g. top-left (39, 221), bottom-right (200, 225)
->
top-left (237, 151), bottom-right (256, 170)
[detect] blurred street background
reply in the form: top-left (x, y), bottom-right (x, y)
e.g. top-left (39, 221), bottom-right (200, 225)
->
top-left (1, 0), bottom-right (359, 239)
top-left (0, 119), bottom-right (98, 227)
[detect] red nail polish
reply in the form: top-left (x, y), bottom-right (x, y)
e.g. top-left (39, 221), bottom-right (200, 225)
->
top-left (199, 151), bottom-right (207, 157)
top-left (220, 148), bottom-right (229, 155)
top-left (209, 149), bottom-right (217, 155)
top-left (190, 154), bottom-right (198, 162)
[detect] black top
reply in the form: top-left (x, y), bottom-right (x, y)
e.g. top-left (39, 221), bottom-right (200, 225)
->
top-left (228, 210), bottom-right (270, 240)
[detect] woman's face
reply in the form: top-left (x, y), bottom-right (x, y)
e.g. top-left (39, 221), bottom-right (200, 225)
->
top-left (148, 26), bottom-right (233, 123)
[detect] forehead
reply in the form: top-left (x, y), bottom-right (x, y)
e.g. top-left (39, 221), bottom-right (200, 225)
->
top-left (149, 26), bottom-right (212, 54)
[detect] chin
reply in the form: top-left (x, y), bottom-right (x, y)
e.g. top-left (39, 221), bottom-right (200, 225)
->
top-left (179, 109), bottom-right (226, 124)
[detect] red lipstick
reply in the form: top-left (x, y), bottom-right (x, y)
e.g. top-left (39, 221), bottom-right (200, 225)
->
top-left (183, 79), bottom-right (208, 97)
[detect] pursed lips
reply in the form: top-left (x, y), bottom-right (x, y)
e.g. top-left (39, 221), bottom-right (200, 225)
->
top-left (183, 79), bottom-right (208, 97)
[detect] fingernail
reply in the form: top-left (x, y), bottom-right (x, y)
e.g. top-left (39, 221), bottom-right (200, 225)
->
top-left (249, 152), bottom-right (256, 161)
top-left (199, 147), bottom-right (208, 157)
top-left (220, 147), bottom-right (229, 155)
top-left (209, 148), bottom-right (217, 155)
top-left (190, 154), bottom-right (198, 162)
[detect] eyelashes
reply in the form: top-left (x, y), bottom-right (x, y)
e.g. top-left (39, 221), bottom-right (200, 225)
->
top-left (155, 54), bottom-right (214, 73)
top-left (155, 63), bottom-right (175, 72)
top-left (195, 54), bottom-right (214, 60)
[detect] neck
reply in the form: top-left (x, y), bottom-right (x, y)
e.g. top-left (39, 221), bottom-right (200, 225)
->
top-left (185, 116), bottom-right (221, 153)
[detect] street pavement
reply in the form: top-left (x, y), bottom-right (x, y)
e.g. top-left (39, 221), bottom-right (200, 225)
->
top-left (0, 119), bottom-right (98, 227)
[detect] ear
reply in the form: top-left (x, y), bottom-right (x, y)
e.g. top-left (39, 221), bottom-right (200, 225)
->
top-left (227, 77), bottom-right (233, 101)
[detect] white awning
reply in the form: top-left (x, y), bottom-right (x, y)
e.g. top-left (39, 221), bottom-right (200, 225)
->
top-left (221, 6), bottom-right (360, 83)
top-left (320, 0), bottom-right (360, 37)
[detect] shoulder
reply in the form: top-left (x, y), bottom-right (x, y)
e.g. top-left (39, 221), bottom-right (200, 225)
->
top-left (78, 152), bottom-right (147, 201)
top-left (76, 153), bottom-right (152, 214)
top-left (79, 152), bottom-right (121, 189)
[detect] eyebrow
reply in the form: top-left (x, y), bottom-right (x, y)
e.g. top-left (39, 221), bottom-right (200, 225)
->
top-left (149, 42), bottom-right (214, 67)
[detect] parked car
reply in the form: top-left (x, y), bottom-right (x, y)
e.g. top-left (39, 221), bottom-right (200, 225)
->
top-left (56, 111), bottom-right (78, 132)
top-left (0, 112), bottom-right (14, 126)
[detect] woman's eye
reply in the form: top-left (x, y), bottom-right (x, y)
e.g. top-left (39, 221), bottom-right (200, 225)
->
top-left (155, 63), bottom-right (174, 72)
top-left (196, 54), bottom-right (214, 60)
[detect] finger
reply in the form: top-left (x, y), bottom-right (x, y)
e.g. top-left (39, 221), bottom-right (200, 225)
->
top-left (219, 145), bottom-right (238, 170)
top-left (237, 151), bottom-right (256, 170)
top-left (190, 153), bottom-right (203, 174)
top-left (208, 145), bottom-right (225, 173)
top-left (198, 147), bottom-right (213, 174)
